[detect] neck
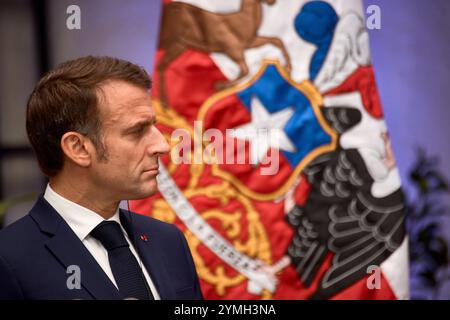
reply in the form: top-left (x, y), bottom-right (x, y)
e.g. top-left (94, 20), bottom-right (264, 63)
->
top-left (49, 176), bottom-right (119, 220)
top-left (241, 0), bottom-right (257, 12)
top-left (240, 0), bottom-right (262, 28)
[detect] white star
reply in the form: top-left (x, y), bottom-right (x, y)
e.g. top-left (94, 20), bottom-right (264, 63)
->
top-left (228, 97), bottom-right (296, 164)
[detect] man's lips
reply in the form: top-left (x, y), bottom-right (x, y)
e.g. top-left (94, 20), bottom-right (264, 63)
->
top-left (143, 166), bottom-right (159, 175)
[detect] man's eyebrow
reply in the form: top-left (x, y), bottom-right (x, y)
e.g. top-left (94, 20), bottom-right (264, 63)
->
top-left (124, 116), bottom-right (157, 131)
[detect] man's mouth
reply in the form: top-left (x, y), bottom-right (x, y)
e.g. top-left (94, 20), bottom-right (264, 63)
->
top-left (143, 166), bottom-right (159, 175)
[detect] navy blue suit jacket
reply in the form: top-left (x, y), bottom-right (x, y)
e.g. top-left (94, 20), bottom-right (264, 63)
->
top-left (0, 197), bottom-right (203, 300)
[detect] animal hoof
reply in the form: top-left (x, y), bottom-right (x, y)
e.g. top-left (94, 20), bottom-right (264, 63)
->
top-left (285, 64), bottom-right (292, 75)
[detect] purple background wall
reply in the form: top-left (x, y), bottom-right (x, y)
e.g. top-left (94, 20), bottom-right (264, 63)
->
top-left (367, 0), bottom-right (450, 195)
top-left (367, 0), bottom-right (450, 298)
top-left (48, 0), bottom-right (162, 73)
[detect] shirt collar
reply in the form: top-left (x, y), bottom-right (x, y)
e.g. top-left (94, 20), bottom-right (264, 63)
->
top-left (43, 184), bottom-right (121, 241)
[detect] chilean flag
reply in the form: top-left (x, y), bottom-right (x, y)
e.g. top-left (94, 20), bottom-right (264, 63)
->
top-left (131, 0), bottom-right (409, 300)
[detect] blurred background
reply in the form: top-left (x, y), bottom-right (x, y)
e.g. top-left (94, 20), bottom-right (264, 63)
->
top-left (0, 0), bottom-right (449, 299)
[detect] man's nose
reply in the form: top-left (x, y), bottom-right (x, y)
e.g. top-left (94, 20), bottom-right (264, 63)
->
top-left (150, 126), bottom-right (170, 155)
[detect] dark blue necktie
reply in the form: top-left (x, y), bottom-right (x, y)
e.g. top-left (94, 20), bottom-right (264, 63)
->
top-left (90, 220), bottom-right (154, 300)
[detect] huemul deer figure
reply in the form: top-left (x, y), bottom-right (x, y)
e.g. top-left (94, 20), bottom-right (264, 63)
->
top-left (157, 0), bottom-right (292, 106)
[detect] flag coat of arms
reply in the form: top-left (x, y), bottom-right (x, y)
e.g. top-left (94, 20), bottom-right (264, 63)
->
top-left (131, 0), bottom-right (409, 299)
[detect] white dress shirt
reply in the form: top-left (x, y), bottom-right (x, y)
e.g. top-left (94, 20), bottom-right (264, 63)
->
top-left (44, 184), bottom-right (160, 299)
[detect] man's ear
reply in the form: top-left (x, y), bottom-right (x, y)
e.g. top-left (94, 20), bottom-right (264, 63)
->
top-left (60, 132), bottom-right (93, 168)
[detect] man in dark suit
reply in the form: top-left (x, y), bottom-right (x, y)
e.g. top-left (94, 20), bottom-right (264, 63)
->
top-left (0, 56), bottom-right (203, 300)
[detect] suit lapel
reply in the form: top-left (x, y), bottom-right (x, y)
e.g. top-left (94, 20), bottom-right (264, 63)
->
top-left (30, 197), bottom-right (123, 300)
top-left (120, 210), bottom-right (176, 299)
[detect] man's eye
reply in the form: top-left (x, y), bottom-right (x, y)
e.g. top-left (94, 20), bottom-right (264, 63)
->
top-left (133, 125), bottom-right (151, 136)
top-left (135, 127), bottom-right (145, 135)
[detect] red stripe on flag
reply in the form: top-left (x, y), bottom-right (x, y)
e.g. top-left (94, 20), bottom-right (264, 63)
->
top-left (152, 49), bottom-right (227, 123)
top-left (325, 66), bottom-right (384, 119)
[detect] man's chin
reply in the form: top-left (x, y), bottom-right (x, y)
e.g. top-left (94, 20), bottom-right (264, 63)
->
top-left (124, 191), bottom-right (156, 201)
top-left (128, 182), bottom-right (159, 200)
top-left (118, 178), bottom-right (159, 200)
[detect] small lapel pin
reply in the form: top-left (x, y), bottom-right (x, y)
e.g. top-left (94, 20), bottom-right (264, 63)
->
top-left (140, 234), bottom-right (149, 242)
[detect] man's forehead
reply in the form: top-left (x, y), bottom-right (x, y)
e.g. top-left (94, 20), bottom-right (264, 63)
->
top-left (117, 96), bottom-right (153, 112)
top-left (98, 80), bottom-right (153, 120)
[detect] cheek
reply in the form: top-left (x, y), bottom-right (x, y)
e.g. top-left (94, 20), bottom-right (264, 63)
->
top-left (108, 144), bottom-right (139, 163)
top-left (103, 139), bottom-right (147, 172)
top-left (124, 151), bottom-right (148, 176)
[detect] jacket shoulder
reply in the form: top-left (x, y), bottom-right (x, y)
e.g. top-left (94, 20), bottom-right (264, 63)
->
top-left (0, 215), bottom-right (38, 254)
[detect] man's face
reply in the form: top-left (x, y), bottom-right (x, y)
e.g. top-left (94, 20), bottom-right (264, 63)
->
top-left (89, 80), bottom-right (169, 201)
